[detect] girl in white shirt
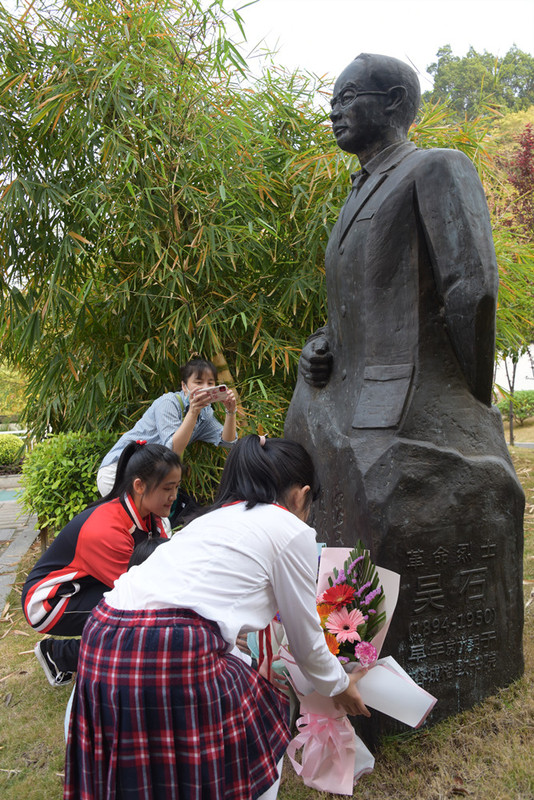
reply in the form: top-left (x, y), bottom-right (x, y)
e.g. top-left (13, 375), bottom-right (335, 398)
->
top-left (64, 435), bottom-right (370, 800)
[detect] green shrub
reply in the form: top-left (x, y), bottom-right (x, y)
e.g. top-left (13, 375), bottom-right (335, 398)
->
top-left (20, 431), bottom-right (117, 534)
top-left (497, 390), bottom-right (534, 425)
top-left (0, 433), bottom-right (24, 465)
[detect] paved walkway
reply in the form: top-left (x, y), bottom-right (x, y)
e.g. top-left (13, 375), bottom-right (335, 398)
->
top-left (0, 475), bottom-right (39, 609)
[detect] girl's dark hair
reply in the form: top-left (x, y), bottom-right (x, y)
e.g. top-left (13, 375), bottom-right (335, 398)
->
top-left (93, 442), bottom-right (181, 507)
top-left (128, 536), bottom-right (168, 569)
top-left (180, 358), bottom-right (217, 384)
top-left (209, 435), bottom-right (320, 511)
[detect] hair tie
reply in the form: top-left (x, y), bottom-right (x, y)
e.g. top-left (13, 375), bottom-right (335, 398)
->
top-left (136, 439), bottom-right (147, 445)
top-left (258, 435), bottom-right (266, 447)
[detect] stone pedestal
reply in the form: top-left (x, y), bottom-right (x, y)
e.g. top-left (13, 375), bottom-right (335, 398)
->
top-left (285, 391), bottom-right (525, 743)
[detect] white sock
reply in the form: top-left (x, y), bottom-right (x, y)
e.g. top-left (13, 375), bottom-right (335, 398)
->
top-left (257, 757), bottom-right (283, 800)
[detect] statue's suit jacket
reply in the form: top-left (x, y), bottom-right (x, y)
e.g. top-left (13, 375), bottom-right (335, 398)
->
top-left (285, 139), bottom-right (522, 550)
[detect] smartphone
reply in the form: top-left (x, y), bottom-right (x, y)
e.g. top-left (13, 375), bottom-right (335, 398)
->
top-left (194, 384), bottom-right (228, 403)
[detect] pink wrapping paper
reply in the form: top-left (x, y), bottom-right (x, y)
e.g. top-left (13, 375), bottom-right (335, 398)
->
top-left (286, 713), bottom-right (365, 795)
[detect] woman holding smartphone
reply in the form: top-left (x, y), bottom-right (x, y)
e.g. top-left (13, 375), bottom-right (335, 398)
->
top-left (97, 358), bottom-right (238, 511)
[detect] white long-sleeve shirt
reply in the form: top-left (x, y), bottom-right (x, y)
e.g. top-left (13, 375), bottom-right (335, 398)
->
top-left (105, 501), bottom-right (349, 697)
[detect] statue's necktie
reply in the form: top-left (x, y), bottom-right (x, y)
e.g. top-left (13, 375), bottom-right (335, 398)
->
top-left (340, 168), bottom-right (369, 234)
top-left (353, 167), bottom-right (369, 193)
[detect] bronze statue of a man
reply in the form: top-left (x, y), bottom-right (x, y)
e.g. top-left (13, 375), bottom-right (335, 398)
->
top-left (285, 53), bottom-right (524, 730)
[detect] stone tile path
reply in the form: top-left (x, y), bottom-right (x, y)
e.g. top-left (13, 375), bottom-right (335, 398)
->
top-left (0, 475), bottom-right (39, 609)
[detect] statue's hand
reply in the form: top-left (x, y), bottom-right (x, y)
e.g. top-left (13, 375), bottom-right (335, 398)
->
top-left (300, 333), bottom-right (333, 388)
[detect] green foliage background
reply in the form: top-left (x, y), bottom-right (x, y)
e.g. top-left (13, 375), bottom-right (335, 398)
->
top-left (497, 389), bottom-right (534, 425)
top-left (0, 1), bottom-right (532, 483)
top-left (424, 44), bottom-right (534, 117)
top-left (0, 364), bottom-right (25, 420)
top-left (0, 0), bottom-right (343, 440)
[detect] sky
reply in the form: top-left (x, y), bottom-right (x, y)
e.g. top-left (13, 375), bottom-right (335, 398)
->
top-left (227, 0), bottom-right (534, 92)
top-left (4, 0), bottom-right (533, 92)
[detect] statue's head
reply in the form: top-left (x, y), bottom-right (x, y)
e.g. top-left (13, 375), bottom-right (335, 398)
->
top-left (330, 53), bottom-right (421, 158)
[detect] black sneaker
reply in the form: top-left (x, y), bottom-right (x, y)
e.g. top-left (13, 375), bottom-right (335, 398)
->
top-left (34, 640), bottom-right (74, 687)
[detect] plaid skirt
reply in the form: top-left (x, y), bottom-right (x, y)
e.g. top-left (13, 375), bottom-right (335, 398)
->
top-left (64, 601), bottom-right (290, 800)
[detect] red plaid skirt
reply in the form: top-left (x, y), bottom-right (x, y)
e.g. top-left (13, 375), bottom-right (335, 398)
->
top-left (64, 601), bottom-right (290, 800)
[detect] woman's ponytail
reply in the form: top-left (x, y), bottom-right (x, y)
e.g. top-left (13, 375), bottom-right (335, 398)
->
top-left (208, 434), bottom-right (319, 511)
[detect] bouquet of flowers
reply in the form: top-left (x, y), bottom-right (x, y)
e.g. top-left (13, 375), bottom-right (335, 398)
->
top-left (317, 541), bottom-right (386, 669)
top-left (280, 544), bottom-right (437, 795)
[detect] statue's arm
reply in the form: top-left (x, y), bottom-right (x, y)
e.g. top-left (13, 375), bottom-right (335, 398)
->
top-left (299, 326), bottom-right (333, 388)
top-left (414, 150), bottom-right (498, 406)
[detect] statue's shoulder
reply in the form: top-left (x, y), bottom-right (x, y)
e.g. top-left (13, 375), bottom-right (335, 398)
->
top-left (410, 146), bottom-right (480, 179)
top-left (412, 146), bottom-right (477, 165)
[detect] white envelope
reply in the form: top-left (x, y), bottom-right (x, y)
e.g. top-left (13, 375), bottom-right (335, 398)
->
top-left (280, 647), bottom-right (437, 728)
top-left (356, 655), bottom-right (437, 728)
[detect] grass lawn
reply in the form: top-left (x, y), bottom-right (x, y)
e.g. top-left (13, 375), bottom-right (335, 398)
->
top-left (502, 417), bottom-right (534, 444)
top-left (1, 448), bottom-right (533, 800)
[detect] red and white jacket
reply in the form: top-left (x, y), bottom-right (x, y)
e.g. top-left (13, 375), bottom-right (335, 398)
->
top-left (22, 495), bottom-right (167, 632)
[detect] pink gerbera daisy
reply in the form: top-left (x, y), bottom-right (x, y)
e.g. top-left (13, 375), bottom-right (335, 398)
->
top-left (326, 607), bottom-right (365, 643)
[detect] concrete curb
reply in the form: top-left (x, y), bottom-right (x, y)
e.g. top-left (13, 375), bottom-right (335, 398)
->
top-left (0, 472), bottom-right (39, 608)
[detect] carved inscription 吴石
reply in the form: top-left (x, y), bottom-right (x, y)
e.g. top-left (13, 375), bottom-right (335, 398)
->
top-left (402, 533), bottom-right (500, 689)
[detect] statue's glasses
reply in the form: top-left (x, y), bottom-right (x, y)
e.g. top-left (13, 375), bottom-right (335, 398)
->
top-left (330, 89), bottom-right (389, 111)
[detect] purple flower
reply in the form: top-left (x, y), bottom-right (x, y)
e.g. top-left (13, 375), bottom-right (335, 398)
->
top-left (334, 569), bottom-right (347, 585)
top-left (348, 556), bottom-right (364, 573)
top-left (338, 656), bottom-right (350, 664)
top-left (363, 587), bottom-right (382, 606)
top-left (356, 581), bottom-right (372, 598)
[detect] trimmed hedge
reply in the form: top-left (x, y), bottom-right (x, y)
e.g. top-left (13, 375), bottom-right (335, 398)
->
top-left (20, 431), bottom-right (117, 534)
top-left (0, 434), bottom-right (24, 465)
top-left (497, 390), bottom-right (534, 425)
top-left (18, 427), bottom-right (233, 535)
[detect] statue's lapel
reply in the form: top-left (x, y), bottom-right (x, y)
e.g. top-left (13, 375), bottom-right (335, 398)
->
top-left (338, 142), bottom-right (417, 246)
top-left (338, 172), bottom-right (387, 244)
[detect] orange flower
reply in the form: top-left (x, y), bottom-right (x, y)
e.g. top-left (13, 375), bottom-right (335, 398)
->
top-left (317, 603), bottom-right (336, 626)
top-left (319, 583), bottom-right (355, 608)
top-left (324, 631), bottom-right (340, 655)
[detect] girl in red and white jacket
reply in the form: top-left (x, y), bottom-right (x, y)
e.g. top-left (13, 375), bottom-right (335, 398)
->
top-left (22, 441), bottom-right (182, 687)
